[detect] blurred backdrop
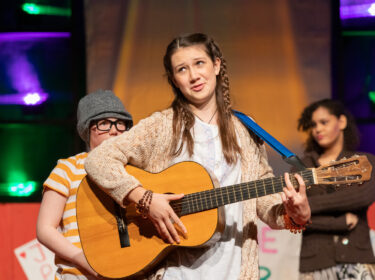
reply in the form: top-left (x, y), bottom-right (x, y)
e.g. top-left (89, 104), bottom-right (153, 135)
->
top-left (0, 0), bottom-right (374, 279)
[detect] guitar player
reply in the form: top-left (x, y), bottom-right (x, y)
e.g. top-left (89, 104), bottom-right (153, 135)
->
top-left (84, 33), bottom-right (312, 280)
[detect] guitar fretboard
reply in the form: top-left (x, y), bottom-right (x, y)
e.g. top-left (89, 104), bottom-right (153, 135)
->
top-left (170, 170), bottom-right (314, 216)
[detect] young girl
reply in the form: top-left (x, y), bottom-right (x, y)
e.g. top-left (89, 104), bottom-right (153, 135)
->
top-left (297, 99), bottom-right (375, 280)
top-left (85, 33), bottom-right (311, 280)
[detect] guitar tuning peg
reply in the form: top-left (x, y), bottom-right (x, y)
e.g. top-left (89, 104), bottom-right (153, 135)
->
top-left (354, 154), bottom-right (359, 157)
top-left (359, 182), bottom-right (363, 185)
top-left (347, 183), bottom-right (351, 187)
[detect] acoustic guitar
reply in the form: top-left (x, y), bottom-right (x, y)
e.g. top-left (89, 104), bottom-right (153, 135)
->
top-left (76, 155), bottom-right (372, 279)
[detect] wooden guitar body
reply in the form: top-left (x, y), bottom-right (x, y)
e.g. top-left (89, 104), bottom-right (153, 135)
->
top-left (77, 161), bottom-right (223, 279)
top-left (76, 156), bottom-right (372, 279)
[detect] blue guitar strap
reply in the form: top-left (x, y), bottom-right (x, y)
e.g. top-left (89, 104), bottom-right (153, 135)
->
top-left (233, 110), bottom-right (306, 171)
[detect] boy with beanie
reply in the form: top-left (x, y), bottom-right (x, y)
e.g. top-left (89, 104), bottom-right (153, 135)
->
top-left (36, 89), bottom-right (133, 279)
top-left (77, 89), bottom-right (132, 148)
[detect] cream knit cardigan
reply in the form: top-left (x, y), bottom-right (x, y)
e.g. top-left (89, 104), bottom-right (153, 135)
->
top-left (85, 108), bottom-right (286, 280)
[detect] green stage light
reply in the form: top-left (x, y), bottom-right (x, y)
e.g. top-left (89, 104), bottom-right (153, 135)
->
top-left (0, 181), bottom-right (38, 197)
top-left (22, 3), bottom-right (40, 14)
top-left (342, 31), bottom-right (375, 37)
top-left (369, 91), bottom-right (375, 104)
top-left (22, 3), bottom-right (71, 17)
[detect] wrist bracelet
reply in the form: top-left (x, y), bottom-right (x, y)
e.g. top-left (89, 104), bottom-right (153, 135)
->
top-left (135, 190), bottom-right (153, 219)
top-left (283, 210), bottom-right (311, 234)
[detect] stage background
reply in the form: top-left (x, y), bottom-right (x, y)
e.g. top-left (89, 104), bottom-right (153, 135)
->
top-left (1, 1), bottom-right (375, 279)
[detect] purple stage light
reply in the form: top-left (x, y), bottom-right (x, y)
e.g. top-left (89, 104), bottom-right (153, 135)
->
top-left (8, 54), bottom-right (42, 94)
top-left (23, 92), bottom-right (48, 105)
top-left (0, 32), bottom-right (70, 42)
top-left (340, 1), bottom-right (375, 19)
top-left (0, 32), bottom-right (67, 106)
top-left (0, 92), bottom-right (48, 105)
top-left (369, 3), bottom-right (375, 15)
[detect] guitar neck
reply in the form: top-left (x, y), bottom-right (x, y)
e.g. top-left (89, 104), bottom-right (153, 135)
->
top-left (171, 169), bottom-right (315, 216)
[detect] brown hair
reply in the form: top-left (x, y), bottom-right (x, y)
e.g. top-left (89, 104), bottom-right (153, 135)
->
top-left (163, 33), bottom-right (241, 164)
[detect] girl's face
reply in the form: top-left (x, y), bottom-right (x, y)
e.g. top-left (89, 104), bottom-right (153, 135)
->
top-left (170, 45), bottom-right (221, 109)
top-left (310, 106), bottom-right (347, 150)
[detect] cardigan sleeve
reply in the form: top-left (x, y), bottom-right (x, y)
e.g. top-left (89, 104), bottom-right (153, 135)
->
top-left (256, 144), bottom-right (285, 229)
top-left (84, 112), bottom-right (170, 206)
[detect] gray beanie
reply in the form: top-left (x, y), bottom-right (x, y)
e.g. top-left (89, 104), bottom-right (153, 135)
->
top-left (77, 89), bottom-right (133, 145)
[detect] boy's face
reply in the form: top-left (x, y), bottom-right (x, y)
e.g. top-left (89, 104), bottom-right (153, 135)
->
top-left (89, 118), bottom-right (128, 149)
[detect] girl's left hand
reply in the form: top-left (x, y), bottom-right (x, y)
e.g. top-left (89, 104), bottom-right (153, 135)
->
top-left (280, 173), bottom-right (311, 225)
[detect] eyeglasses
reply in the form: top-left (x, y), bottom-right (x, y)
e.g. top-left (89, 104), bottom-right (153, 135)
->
top-left (95, 119), bottom-right (130, 132)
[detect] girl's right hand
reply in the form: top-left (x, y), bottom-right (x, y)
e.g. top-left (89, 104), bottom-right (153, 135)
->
top-left (126, 186), bottom-right (187, 244)
top-left (148, 192), bottom-right (187, 244)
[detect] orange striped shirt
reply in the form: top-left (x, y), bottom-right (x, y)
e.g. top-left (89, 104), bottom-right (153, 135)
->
top-left (43, 152), bottom-right (92, 280)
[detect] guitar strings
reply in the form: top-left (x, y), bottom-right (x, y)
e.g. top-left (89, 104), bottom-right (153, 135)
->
top-left (171, 162), bottom-right (362, 213)
top-left (173, 177), bottom-right (313, 214)
top-left (176, 168), bottom-right (360, 213)
top-left (173, 171), bottom-right (310, 205)
top-left (170, 170), bottom-right (314, 213)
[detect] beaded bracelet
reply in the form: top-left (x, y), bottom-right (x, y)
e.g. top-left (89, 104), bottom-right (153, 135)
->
top-left (283, 211), bottom-right (311, 234)
top-left (136, 190), bottom-right (153, 219)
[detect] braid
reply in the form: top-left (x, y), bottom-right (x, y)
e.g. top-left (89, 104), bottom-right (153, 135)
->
top-left (170, 98), bottom-right (195, 157)
top-left (208, 40), bottom-right (231, 115)
top-left (207, 39), bottom-right (241, 163)
top-left (219, 57), bottom-right (232, 116)
top-left (181, 105), bottom-right (194, 155)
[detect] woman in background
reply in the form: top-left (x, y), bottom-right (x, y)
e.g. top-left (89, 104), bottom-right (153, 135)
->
top-left (297, 99), bottom-right (375, 280)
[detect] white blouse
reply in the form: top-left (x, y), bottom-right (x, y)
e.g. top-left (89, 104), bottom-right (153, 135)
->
top-left (164, 117), bottom-right (243, 280)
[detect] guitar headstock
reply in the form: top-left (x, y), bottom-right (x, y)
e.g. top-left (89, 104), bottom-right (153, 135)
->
top-left (314, 155), bottom-right (372, 185)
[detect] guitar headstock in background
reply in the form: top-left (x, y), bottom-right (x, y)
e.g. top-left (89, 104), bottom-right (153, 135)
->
top-left (313, 155), bottom-right (372, 186)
